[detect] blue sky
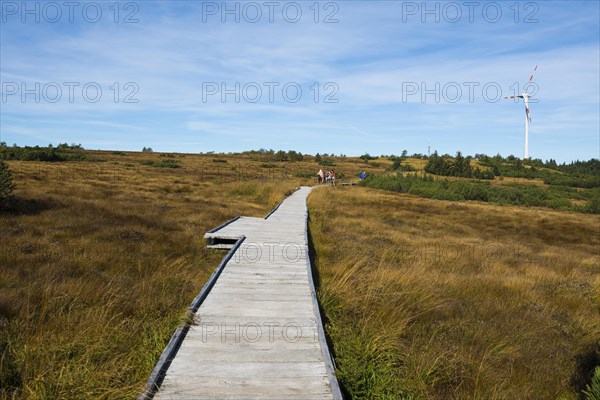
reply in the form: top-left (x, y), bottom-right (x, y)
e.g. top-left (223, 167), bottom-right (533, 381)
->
top-left (1, 0), bottom-right (598, 162)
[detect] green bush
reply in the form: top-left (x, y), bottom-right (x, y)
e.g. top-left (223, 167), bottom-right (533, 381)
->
top-left (584, 366), bottom-right (600, 400)
top-left (359, 153), bottom-right (378, 161)
top-left (388, 158), bottom-right (416, 172)
top-left (543, 173), bottom-right (600, 188)
top-left (361, 173), bottom-right (594, 213)
top-left (0, 160), bottom-right (16, 209)
top-left (140, 159), bottom-right (181, 168)
top-left (586, 196), bottom-right (600, 214)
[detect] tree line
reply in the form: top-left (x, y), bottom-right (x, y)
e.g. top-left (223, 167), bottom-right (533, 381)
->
top-left (423, 151), bottom-right (599, 188)
top-left (0, 143), bottom-right (85, 162)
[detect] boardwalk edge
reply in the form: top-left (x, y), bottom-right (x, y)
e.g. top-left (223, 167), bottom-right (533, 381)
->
top-left (137, 236), bottom-right (246, 400)
top-left (206, 215), bottom-right (241, 233)
top-left (304, 205), bottom-right (344, 399)
top-left (264, 187), bottom-right (300, 219)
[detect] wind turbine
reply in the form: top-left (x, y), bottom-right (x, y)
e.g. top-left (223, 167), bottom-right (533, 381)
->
top-left (505, 65), bottom-right (538, 159)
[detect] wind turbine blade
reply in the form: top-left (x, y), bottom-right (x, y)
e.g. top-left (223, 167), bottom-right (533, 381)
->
top-left (505, 95), bottom-right (523, 99)
top-left (525, 105), bottom-right (532, 122)
top-left (529, 65), bottom-right (538, 81)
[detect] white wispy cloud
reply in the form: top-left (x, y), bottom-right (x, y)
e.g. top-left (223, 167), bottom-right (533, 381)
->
top-left (0, 0), bottom-right (598, 161)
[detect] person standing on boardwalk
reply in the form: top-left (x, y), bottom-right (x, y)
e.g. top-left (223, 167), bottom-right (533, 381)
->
top-left (330, 170), bottom-right (336, 188)
top-left (317, 169), bottom-right (324, 184)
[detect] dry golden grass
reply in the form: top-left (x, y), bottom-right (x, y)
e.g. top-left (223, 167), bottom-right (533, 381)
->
top-left (309, 186), bottom-right (600, 399)
top-left (4, 150), bottom-right (597, 399)
top-left (0, 151), bottom-right (388, 399)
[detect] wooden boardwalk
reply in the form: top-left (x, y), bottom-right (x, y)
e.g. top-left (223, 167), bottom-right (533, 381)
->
top-left (146, 186), bottom-right (342, 399)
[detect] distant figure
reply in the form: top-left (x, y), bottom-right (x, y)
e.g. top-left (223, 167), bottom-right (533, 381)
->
top-left (317, 169), bottom-right (324, 184)
top-left (330, 170), bottom-right (336, 188)
top-left (359, 171), bottom-right (366, 180)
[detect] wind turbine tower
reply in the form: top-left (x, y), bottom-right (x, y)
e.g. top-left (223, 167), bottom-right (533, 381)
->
top-left (505, 65), bottom-right (539, 159)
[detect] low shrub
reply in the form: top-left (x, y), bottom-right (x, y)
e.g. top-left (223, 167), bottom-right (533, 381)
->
top-left (319, 159), bottom-right (336, 167)
top-left (140, 159), bottom-right (181, 168)
top-left (584, 366), bottom-right (600, 400)
top-left (362, 173), bottom-right (599, 213)
top-left (0, 160), bottom-right (15, 209)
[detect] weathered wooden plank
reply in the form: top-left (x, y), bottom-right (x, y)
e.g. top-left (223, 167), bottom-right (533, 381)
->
top-left (156, 376), bottom-right (333, 400)
top-left (190, 313), bottom-right (324, 331)
top-left (161, 348), bottom-right (326, 365)
top-left (177, 340), bottom-right (323, 353)
top-left (207, 286), bottom-right (312, 297)
top-left (162, 362), bottom-right (328, 378)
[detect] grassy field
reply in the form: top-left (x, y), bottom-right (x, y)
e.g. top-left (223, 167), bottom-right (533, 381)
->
top-left (1, 149), bottom-right (599, 399)
top-left (308, 186), bottom-right (600, 399)
top-left (0, 150), bottom-right (387, 399)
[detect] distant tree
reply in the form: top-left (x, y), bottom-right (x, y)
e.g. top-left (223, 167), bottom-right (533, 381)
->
top-left (360, 153), bottom-right (377, 161)
top-left (425, 151), bottom-right (476, 178)
top-left (388, 157), bottom-right (415, 172)
top-left (556, 159), bottom-right (599, 175)
top-left (514, 158), bottom-right (523, 170)
top-left (492, 164), bottom-right (501, 176)
top-left (401, 149), bottom-right (408, 158)
top-left (0, 160), bottom-right (15, 209)
top-left (454, 151), bottom-right (469, 176)
top-left (287, 150), bottom-right (303, 161)
top-left (315, 153), bottom-right (322, 163)
top-left (1, 141), bottom-right (7, 147)
top-left (142, 147), bottom-right (153, 153)
top-left (274, 150), bottom-right (288, 161)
